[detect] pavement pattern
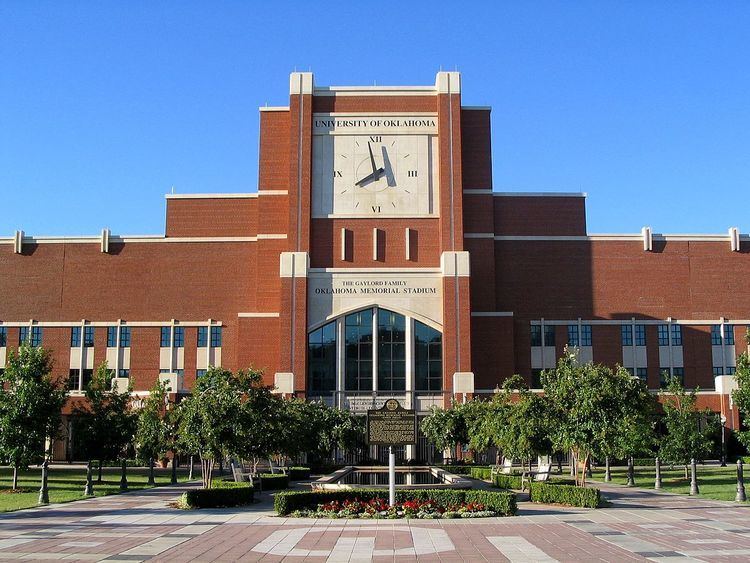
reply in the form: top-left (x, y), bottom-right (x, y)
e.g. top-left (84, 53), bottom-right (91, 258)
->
top-left (0, 479), bottom-right (749, 562)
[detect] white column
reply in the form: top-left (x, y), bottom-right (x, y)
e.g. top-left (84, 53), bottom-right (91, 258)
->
top-left (371, 308), bottom-right (378, 396)
top-left (115, 319), bottom-right (122, 375)
top-left (336, 318), bottom-right (345, 408)
top-left (78, 320), bottom-right (85, 392)
top-left (405, 317), bottom-right (415, 460)
top-left (631, 317), bottom-right (637, 372)
top-left (388, 446), bottom-right (396, 506)
top-left (169, 319), bottom-right (176, 373)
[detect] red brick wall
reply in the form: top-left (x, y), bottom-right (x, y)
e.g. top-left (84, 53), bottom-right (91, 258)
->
top-left (493, 196), bottom-right (587, 236)
top-left (461, 109), bottom-right (492, 189)
top-left (165, 198), bottom-right (257, 237)
top-left (312, 96), bottom-right (436, 113)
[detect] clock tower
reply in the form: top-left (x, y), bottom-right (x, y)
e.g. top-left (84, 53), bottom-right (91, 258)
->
top-left (272, 71), bottom-right (473, 420)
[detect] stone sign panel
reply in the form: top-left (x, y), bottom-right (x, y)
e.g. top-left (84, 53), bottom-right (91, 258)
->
top-left (367, 399), bottom-right (417, 446)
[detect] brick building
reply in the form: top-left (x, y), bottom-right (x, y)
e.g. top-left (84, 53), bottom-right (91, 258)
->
top-left (1, 72), bottom-right (748, 461)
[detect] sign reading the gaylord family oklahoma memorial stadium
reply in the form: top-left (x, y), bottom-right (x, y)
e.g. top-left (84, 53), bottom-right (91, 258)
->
top-left (367, 399), bottom-right (417, 446)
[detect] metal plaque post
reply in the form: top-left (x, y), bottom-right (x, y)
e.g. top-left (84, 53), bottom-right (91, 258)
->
top-left (389, 446), bottom-right (396, 506)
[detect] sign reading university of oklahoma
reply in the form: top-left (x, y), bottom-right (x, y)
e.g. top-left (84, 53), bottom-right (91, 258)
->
top-left (366, 399), bottom-right (417, 446)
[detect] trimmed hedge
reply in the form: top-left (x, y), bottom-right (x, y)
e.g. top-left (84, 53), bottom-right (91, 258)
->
top-left (260, 473), bottom-right (289, 490)
top-left (274, 488), bottom-right (517, 516)
top-left (529, 482), bottom-right (600, 508)
top-left (435, 464), bottom-right (491, 475)
top-left (468, 467), bottom-right (492, 480)
top-left (179, 481), bottom-right (254, 509)
top-left (493, 473), bottom-right (523, 490)
top-left (287, 467), bottom-right (311, 481)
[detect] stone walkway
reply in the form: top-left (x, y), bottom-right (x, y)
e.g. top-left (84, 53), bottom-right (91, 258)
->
top-left (0, 480), bottom-right (749, 561)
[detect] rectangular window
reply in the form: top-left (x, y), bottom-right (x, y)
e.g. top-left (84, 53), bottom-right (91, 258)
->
top-left (580, 325), bottom-right (592, 346)
top-left (71, 327), bottom-right (81, 347)
top-left (68, 369), bottom-right (80, 390)
top-left (658, 325), bottom-right (669, 346)
top-left (728, 366), bottom-right (737, 375)
top-left (83, 326), bottom-right (94, 348)
top-left (23, 327), bottom-right (42, 346)
top-left (107, 327), bottom-right (117, 347)
top-left (160, 327), bottom-right (171, 347)
top-left (671, 324), bottom-right (682, 346)
top-left (621, 325), bottom-right (633, 346)
top-left (118, 369), bottom-right (130, 378)
top-left (197, 369), bottom-right (207, 378)
top-left (712, 324), bottom-right (734, 345)
top-left (210, 327), bottom-right (222, 347)
top-left (530, 325), bottom-right (542, 347)
top-left (635, 324), bottom-right (646, 346)
top-left (197, 326), bottom-right (208, 347)
top-left (0, 327), bottom-right (6, 347)
top-left (714, 367), bottom-right (737, 376)
top-left (159, 368), bottom-right (171, 374)
top-left (636, 367), bottom-right (647, 383)
top-left (568, 325), bottom-right (579, 347)
top-left (660, 367), bottom-right (684, 387)
top-left (531, 369), bottom-right (544, 389)
top-left (173, 327), bottom-right (184, 348)
top-left (82, 369), bottom-right (93, 388)
top-left (175, 369), bottom-right (184, 376)
top-left (119, 327), bottom-right (131, 347)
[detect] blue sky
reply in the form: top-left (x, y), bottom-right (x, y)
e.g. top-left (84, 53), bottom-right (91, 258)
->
top-left (1, 1), bottom-right (748, 235)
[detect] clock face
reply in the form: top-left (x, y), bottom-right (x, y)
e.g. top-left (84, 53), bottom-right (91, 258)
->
top-left (311, 115), bottom-right (438, 217)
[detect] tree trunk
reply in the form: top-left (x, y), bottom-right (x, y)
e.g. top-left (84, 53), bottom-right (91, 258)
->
top-left (97, 460), bottom-right (103, 483)
top-left (188, 455), bottom-right (194, 480)
top-left (685, 465), bottom-right (689, 479)
top-left (171, 452), bottom-right (177, 484)
top-left (580, 453), bottom-right (589, 487)
top-left (200, 457), bottom-right (215, 489)
top-left (12, 464), bottom-right (18, 490)
top-left (148, 458), bottom-right (155, 486)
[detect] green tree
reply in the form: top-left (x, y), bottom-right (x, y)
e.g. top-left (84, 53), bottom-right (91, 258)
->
top-left (731, 332), bottom-right (750, 449)
top-left (543, 351), bottom-right (646, 486)
top-left (73, 363), bottom-right (137, 482)
top-left (135, 381), bottom-right (170, 486)
top-left (659, 375), bottom-right (719, 475)
top-left (604, 367), bottom-right (656, 464)
top-left (0, 344), bottom-right (67, 489)
top-left (420, 402), bottom-right (467, 462)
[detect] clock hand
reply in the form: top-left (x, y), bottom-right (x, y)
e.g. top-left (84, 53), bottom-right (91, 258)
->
top-left (355, 167), bottom-right (385, 187)
top-left (367, 141), bottom-right (377, 173)
top-left (381, 145), bottom-right (396, 187)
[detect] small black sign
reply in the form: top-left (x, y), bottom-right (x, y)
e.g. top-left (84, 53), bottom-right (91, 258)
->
top-left (366, 399), bottom-right (417, 445)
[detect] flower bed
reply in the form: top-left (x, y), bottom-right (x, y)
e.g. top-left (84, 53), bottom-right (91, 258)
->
top-left (275, 488), bottom-right (516, 517)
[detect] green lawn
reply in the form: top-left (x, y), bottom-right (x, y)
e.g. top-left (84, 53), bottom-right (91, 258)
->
top-left (0, 465), bottom-right (194, 512)
top-left (592, 465), bottom-right (746, 502)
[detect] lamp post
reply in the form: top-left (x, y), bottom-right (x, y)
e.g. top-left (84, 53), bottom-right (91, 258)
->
top-left (720, 414), bottom-right (727, 467)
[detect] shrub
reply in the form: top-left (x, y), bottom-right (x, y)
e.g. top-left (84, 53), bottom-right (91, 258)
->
top-left (493, 473), bottom-right (523, 490)
top-left (273, 488), bottom-right (517, 517)
top-left (468, 467), bottom-right (492, 480)
top-left (434, 464), bottom-right (492, 475)
top-left (178, 481), bottom-right (254, 509)
top-left (288, 467), bottom-right (311, 481)
top-left (632, 458), bottom-right (656, 466)
top-left (260, 474), bottom-right (289, 490)
top-left (529, 482), bottom-right (600, 508)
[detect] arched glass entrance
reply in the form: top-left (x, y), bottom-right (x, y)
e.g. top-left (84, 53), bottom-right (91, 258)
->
top-left (306, 307), bottom-right (442, 409)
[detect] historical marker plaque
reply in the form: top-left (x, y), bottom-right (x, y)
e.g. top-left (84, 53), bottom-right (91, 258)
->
top-left (367, 399), bottom-right (417, 445)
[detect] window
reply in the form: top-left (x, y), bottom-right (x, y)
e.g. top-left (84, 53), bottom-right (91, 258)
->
top-left (415, 321), bottom-right (442, 392)
top-left (173, 327), bottom-right (184, 348)
top-left (308, 321), bottom-right (336, 394)
top-left (118, 369), bottom-right (130, 378)
top-left (196, 369), bottom-right (207, 378)
top-left (83, 326), bottom-right (94, 348)
top-left (175, 369), bottom-right (184, 376)
top-left (567, 325), bottom-right (578, 347)
top-left (107, 327), bottom-right (117, 347)
top-left (21, 326), bottom-right (42, 346)
top-left (530, 325), bottom-right (542, 347)
top-left (635, 325), bottom-right (646, 346)
top-left (711, 324), bottom-right (734, 346)
top-left (377, 309), bottom-right (406, 392)
top-left (345, 309), bottom-right (373, 391)
top-left (160, 327), bottom-right (171, 347)
top-left (82, 369), bottom-right (93, 388)
top-left (210, 327), bottom-right (222, 347)
top-left (71, 327), bottom-right (81, 347)
top-left (0, 327), bottom-right (6, 347)
top-left (119, 327), bottom-right (131, 347)
top-left (671, 325), bottom-right (682, 346)
top-left (657, 325), bottom-right (669, 346)
top-left (68, 369), bottom-right (80, 390)
top-left (713, 367), bottom-right (737, 376)
top-left (197, 326), bottom-right (208, 347)
top-left (626, 367), bottom-right (648, 383)
top-left (660, 367), bottom-right (684, 388)
top-left (580, 325), bottom-right (592, 346)
top-left (159, 368), bottom-right (171, 374)
top-left (531, 369), bottom-right (544, 389)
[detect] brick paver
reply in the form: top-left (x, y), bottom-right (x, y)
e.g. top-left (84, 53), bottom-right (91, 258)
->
top-left (0, 479), bottom-right (748, 561)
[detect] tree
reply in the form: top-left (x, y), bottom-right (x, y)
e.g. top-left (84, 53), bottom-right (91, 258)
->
top-left (0, 344), bottom-right (67, 489)
top-left (73, 363), bottom-right (137, 482)
top-left (420, 402), bottom-right (467, 462)
top-left (543, 350), bottom-right (647, 486)
top-left (603, 367), bottom-right (656, 464)
top-left (731, 331), bottom-right (750, 449)
top-left (135, 381), bottom-right (170, 486)
top-left (659, 375), bottom-right (719, 476)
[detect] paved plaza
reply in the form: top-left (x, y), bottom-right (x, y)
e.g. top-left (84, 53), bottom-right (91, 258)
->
top-left (0, 480), bottom-right (749, 562)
